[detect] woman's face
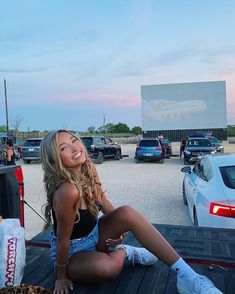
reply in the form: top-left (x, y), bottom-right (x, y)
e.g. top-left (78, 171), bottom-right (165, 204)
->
top-left (57, 132), bottom-right (86, 169)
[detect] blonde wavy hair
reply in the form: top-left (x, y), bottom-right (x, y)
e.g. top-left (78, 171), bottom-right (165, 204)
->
top-left (40, 130), bottom-right (103, 229)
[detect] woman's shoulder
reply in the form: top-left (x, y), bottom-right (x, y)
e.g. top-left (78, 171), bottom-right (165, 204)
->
top-left (54, 182), bottom-right (79, 202)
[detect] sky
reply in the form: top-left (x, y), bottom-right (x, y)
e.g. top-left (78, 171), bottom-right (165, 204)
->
top-left (0, 0), bottom-right (235, 132)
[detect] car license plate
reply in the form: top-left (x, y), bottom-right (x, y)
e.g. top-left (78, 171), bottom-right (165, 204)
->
top-left (144, 153), bottom-right (153, 156)
top-left (29, 148), bottom-right (34, 151)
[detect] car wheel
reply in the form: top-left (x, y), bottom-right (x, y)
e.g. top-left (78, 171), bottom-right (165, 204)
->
top-left (96, 152), bottom-right (104, 164)
top-left (114, 149), bottom-right (121, 160)
top-left (159, 158), bottom-right (164, 164)
top-left (135, 158), bottom-right (140, 163)
top-left (194, 208), bottom-right (198, 226)
top-left (23, 159), bottom-right (31, 164)
top-left (182, 181), bottom-right (188, 205)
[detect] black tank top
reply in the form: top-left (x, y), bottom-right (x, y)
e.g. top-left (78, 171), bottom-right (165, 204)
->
top-left (52, 205), bottom-right (101, 240)
top-left (6, 149), bottom-right (16, 166)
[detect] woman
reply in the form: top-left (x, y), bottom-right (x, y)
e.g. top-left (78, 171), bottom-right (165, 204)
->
top-left (180, 138), bottom-right (187, 159)
top-left (5, 138), bottom-right (16, 165)
top-left (40, 130), bottom-right (222, 294)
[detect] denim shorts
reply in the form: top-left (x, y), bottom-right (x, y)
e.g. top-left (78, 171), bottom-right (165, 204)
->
top-left (50, 221), bottom-right (99, 265)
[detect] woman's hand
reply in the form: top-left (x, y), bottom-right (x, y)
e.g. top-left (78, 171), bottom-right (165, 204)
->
top-left (53, 278), bottom-right (73, 294)
top-left (105, 232), bottom-right (129, 248)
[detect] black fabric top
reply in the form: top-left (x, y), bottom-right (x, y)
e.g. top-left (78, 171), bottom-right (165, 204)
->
top-left (6, 149), bottom-right (16, 166)
top-left (52, 205), bottom-right (102, 239)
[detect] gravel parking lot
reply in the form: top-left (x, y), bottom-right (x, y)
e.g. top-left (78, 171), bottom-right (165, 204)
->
top-left (21, 141), bottom-right (235, 240)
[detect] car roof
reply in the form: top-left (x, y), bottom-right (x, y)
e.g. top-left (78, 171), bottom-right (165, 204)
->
top-left (188, 137), bottom-right (210, 140)
top-left (25, 138), bottom-right (43, 141)
top-left (205, 153), bottom-right (235, 166)
top-left (140, 138), bottom-right (160, 140)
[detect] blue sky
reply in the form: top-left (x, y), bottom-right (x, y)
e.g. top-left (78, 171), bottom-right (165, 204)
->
top-left (1, 0), bottom-right (235, 131)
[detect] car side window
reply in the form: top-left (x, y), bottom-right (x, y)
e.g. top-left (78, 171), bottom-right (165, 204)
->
top-left (202, 159), bottom-right (213, 182)
top-left (106, 138), bottom-right (113, 145)
top-left (196, 158), bottom-right (213, 182)
top-left (193, 161), bottom-right (201, 177)
top-left (101, 137), bottom-right (106, 144)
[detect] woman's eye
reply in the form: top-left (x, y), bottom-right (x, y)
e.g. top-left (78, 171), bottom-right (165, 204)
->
top-left (60, 146), bottom-right (68, 152)
top-left (72, 138), bottom-right (78, 144)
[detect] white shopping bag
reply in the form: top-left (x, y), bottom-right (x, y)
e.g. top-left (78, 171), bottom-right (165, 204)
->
top-left (0, 218), bottom-right (26, 288)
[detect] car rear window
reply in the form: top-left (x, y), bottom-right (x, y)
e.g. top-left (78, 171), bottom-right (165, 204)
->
top-left (187, 139), bottom-right (212, 147)
top-left (220, 166), bottom-right (235, 189)
top-left (139, 140), bottom-right (159, 147)
top-left (24, 140), bottom-right (42, 147)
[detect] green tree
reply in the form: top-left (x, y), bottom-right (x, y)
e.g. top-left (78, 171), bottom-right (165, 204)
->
top-left (131, 126), bottom-right (142, 135)
top-left (87, 126), bottom-right (96, 134)
top-left (0, 125), bottom-right (7, 132)
top-left (113, 122), bottom-right (130, 133)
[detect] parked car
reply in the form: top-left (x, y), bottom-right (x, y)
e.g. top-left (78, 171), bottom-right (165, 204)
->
top-left (160, 138), bottom-right (172, 158)
top-left (135, 138), bottom-right (165, 163)
top-left (207, 136), bottom-right (224, 153)
top-left (181, 153), bottom-right (235, 229)
top-left (80, 136), bottom-right (122, 164)
top-left (183, 137), bottom-right (215, 165)
top-left (21, 138), bottom-right (43, 164)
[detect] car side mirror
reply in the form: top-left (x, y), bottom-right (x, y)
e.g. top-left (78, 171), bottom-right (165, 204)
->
top-left (181, 166), bottom-right (191, 174)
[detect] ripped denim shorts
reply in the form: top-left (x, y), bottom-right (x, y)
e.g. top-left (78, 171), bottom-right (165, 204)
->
top-left (50, 221), bottom-right (99, 265)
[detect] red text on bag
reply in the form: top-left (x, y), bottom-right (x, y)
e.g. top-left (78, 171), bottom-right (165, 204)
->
top-left (5, 237), bottom-right (17, 287)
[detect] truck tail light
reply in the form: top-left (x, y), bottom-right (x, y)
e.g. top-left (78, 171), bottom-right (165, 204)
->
top-left (155, 147), bottom-right (162, 150)
top-left (210, 202), bottom-right (235, 218)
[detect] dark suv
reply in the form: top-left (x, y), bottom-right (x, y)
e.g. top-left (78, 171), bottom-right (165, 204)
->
top-left (21, 138), bottom-right (43, 164)
top-left (81, 136), bottom-right (122, 164)
top-left (183, 137), bottom-right (216, 165)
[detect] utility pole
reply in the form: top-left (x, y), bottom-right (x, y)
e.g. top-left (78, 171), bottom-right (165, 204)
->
top-left (103, 113), bottom-right (106, 131)
top-left (4, 78), bottom-right (9, 133)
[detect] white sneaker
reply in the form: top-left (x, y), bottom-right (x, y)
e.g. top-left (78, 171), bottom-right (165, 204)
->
top-left (115, 244), bottom-right (158, 266)
top-left (177, 274), bottom-right (223, 294)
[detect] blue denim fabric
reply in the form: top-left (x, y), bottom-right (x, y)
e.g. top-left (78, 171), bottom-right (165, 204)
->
top-left (50, 221), bottom-right (99, 265)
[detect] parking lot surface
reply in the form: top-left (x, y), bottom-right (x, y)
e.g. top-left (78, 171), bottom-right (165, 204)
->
top-left (21, 141), bottom-right (235, 239)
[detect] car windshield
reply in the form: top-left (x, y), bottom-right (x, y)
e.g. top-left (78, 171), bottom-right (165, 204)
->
top-left (220, 166), bottom-right (235, 189)
top-left (139, 140), bottom-right (159, 147)
top-left (187, 139), bottom-right (211, 147)
top-left (24, 140), bottom-right (41, 147)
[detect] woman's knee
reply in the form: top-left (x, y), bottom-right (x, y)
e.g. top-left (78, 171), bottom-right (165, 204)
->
top-left (97, 257), bottom-right (123, 280)
top-left (115, 205), bottom-right (136, 221)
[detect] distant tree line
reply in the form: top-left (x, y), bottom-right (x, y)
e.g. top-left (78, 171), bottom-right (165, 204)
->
top-left (87, 123), bottom-right (142, 135)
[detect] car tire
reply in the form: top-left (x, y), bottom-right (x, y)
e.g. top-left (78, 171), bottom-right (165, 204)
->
top-left (135, 158), bottom-right (140, 163)
top-left (96, 152), bottom-right (104, 164)
top-left (182, 181), bottom-right (188, 205)
top-left (114, 149), bottom-right (121, 160)
top-left (194, 208), bottom-right (198, 226)
top-left (159, 158), bottom-right (164, 164)
top-left (23, 159), bottom-right (31, 164)
top-left (184, 158), bottom-right (188, 165)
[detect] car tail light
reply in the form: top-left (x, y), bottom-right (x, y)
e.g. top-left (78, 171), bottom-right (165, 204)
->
top-left (155, 147), bottom-right (162, 150)
top-left (136, 146), bottom-right (142, 151)
top-left (210, 202), bottom-right (235, 218)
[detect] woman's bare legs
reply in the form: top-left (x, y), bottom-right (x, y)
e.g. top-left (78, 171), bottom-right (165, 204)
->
top-left (68, 250), bottom-right (127, 283)
top-left (67, 205), bottom-right (179, 284)
top-left (97, 205), bottom-right (180, 266)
